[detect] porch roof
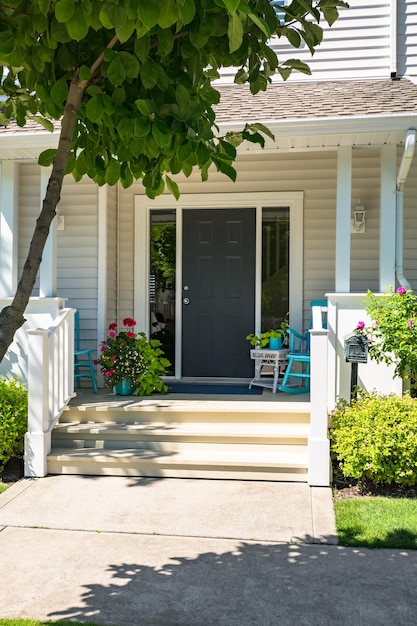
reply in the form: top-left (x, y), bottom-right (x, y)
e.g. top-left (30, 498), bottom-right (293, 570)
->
top-left (0, 78), bottom-right (417, 158)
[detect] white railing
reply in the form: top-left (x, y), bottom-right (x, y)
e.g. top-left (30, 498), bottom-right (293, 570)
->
top-left (308, 303), bottom-right (330, 486)
top-left (24, 307), bottom-right (75, 477)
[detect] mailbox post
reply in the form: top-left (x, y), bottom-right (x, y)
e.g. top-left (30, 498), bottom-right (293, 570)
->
top-left (344, 334), bottom-right (368, 399)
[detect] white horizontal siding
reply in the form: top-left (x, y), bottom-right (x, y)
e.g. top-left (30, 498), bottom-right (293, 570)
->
top-left (18, 163), bottom-right (41, 296)
top-left (56, 174), bottom-right (99, 352)
top-left (217, 1), bottom-right (392, 84)
top-left (397, 0), bottom-right (417, 82)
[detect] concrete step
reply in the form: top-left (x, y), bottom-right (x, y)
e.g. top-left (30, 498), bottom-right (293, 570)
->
top-left (61, 399), bottom-right (311, 425)
top-left (52, 421), bottom-right (310, 448)
top-left (47, 447), bottom-right (309, 481)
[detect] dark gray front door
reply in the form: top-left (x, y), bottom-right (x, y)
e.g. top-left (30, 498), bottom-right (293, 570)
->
top-left (182, 208), bottom-right (255, 377)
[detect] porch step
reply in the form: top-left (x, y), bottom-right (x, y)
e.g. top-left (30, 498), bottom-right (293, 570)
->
top-left (47, 447), bottom-right (309, 482)
top-left (49, 398), bottom-right (311, 481)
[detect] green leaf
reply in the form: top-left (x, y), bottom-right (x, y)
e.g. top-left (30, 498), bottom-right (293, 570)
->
top-left (151, 119), bottom-right (171, 148)
top-left (119, 52), bottom-right (140, 79)
top-left (178, 0), bottom-right (196, 25)
top-left (107, 55), bottom-right (126, 86)
top-left (31, 116), bottom-right (54, 132)
top-left (105, 159), bottom-right (121, 186)
top-left (228, 13), bottom-right (243, 53)
top-left (175, 83), bottom-right (190, 112)
top-left (247, 13), bottom-right (271, 39)
top-left (38, 0), bottom-right (51, 16)
top-left (139, 0), bottom-right (160, 29)
top-left (215, 159), bottom-right (237, 182)
top-left (78, 65), bottom-right (90, 82)
top-left (0, 31), bottom-right (15, 57)
top-left (85, 95), bottom-right (105, 122)
top-left (140, 59), bottom-right (158, 89)
top-left (222, 0), bottom-right (240, 15)
top-left (50, 77), bottom-right (68, 105)
top-left (157, 0), bottom-right (178, 28)
top-left (55, 0), bottom-right (75, 23)
top-left (38, 148), bottom-right (57, 166)
top-left (134, 34), bottom-right (150, 62)
top-left (166, 175), bottom-right (180, 200)
top-left (66, 7), bottom-right (89, 41)
top-left (133, 116), bottom-right (151, 138)
top-left (246, 122), bottom-right (274, 141)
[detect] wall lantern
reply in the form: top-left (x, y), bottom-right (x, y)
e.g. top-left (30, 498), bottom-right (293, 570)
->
top-left (351, 200), bottom-right (366, 234)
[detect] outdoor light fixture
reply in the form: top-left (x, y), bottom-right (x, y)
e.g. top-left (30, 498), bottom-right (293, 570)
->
top-left (351, 200), bottom-right (366, 234)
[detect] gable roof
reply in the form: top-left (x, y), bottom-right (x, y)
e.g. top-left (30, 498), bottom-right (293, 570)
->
top-left (214, 79), bottom-right (417, 123)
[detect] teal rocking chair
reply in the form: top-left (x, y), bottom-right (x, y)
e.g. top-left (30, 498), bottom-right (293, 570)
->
top-left (74, 310), bottom-right (98, 394)
top-left (279, 300), bottom-right (327, 394)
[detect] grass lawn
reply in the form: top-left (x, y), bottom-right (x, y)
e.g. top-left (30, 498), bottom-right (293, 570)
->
top-left (0, 617), bottom-right (109, 626)
top-left (0, 483), bottom-right (9, 495)
top-left (334, 496), bottom-right (417, 549)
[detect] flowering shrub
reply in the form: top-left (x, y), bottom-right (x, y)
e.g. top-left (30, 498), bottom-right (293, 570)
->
top-left (96, 318), bottom-right (170, 396)
top-left (355, 287), bottom-right (417, 384)
top-left (0, 377), bottom-right (28, 472)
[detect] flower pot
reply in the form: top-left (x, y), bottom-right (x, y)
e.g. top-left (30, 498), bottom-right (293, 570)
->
top-left (269, 337), bottom-right (283, 350)
top-left (113, 379), bottom-right (135, 395)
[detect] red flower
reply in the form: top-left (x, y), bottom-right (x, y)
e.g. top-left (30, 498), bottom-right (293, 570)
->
top-left (109, 323), bottom-right (117, 330)
top-left (126, 331), bottom-right (135, 338)
top-left (123, 317), bottom-right (136, 327)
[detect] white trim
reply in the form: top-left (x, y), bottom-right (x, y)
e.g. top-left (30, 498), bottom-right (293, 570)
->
top-left (0, 160), bottom-right (18, 296)
top-left (379, 144), bottom-right (397, 291)
top-left (39, 166), bottom-right (56, 297)
top-left (335, 146), bottom-right (352, 293)
top-left (135, 192), bottom-right (303, 377)
top-left (97, 186), bottom-right (108, 357)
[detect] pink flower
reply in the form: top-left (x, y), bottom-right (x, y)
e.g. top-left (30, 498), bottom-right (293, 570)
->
top-left (397, 287), bottom-right (407, 295)
top-left (357, 321), bottom-right (365, 330)
top-left (109, 331), bottom-right (116, 338)
top-left (110, 355), bottom-right (117, 361)
top-left (408, 320), bottom-right (414, 329)
top-left (104, 369), bottom-right (114, 377)
top-left (123, 317), bottom-right (136, 328)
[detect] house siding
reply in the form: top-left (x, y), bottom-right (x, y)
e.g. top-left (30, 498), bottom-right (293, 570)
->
top-left (398, 0), bottom-right (417, 82)
top-left (118, 147), bottom-right (412, 333)
top-left (217, 1), bottom-right (393, 85)
top-left (56, 175), bottom-right (99, 350)
top-left (106, 184), bottom-right (118, 327)
top-left (18, 163), bottom-right (41, 295)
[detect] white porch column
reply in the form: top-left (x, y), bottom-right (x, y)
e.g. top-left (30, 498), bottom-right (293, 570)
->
top-left (379, 144), bottom-right (397, 291)
top-left (97, 185), bottom-right (108, 362)
top-left (335, 146), bottom-right (352, 292)
top-left (308, 306), bottom-right (330, 487)
top-left (0, 161), bottom-right (19, 296)
top-left (39, 166), bottom-right (57, 297)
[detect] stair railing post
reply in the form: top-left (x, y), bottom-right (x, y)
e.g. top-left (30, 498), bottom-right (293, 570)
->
top-left (308, 305), bottom-right (330, 486)
top-left (25, 328), bottom-right (51, 477)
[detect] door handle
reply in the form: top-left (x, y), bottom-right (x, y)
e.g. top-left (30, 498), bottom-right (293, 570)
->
top-left (183, 298), bottom-right (190, 305)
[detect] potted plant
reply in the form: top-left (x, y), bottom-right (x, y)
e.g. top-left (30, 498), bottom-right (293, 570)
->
top-left (96, 318), bottom-right (171, 395)
top-left (246, 324), bottom-right (287, 350)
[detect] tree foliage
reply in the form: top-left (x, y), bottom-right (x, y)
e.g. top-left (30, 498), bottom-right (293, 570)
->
top-left (0, 0), bottom-right (347, 362)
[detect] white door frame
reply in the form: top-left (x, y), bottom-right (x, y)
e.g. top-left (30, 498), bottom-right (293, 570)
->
top-left (134, 191), bottom-right (304, 379)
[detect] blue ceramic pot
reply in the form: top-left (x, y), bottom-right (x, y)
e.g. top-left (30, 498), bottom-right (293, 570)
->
top-left (113, 379), bottom-right (135, 395)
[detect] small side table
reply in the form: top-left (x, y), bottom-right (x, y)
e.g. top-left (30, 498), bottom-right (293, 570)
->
top-left (249, 348), bottom-right (290, 394)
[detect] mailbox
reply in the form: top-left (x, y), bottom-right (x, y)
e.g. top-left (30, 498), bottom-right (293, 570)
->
top-left (344, 334), bottom-right (368, 364)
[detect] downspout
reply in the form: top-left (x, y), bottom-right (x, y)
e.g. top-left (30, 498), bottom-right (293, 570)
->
top-left (395, 129), bottom-right (416, 289)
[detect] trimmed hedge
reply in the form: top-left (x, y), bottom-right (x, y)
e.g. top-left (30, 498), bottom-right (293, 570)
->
top-left (0, 377), bottom-right (28, 472)
top-left (331, 392), bottom-right (417, 487)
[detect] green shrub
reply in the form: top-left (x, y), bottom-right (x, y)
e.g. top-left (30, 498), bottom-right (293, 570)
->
top-left (330, 392), bottom-right (417, 487)
top-left (0, 377), bottom-right (28, 472)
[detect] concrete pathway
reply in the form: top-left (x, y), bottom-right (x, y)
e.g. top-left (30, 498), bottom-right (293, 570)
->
top-left (0, 476), bottom-right (416, 625)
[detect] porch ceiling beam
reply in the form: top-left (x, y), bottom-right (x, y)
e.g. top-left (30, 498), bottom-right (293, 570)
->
top-left (379, 144), bottom-right (397, 291)
top-left (335, 146), bottom-right (352, 293)
top-left (0, 160), bottom-right (19, 297)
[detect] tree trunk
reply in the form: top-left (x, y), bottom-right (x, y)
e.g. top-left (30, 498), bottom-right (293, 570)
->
top-left (0, 75), bottom-right (85, 363)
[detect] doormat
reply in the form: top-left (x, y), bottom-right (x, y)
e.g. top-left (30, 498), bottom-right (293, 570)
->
top-left (167, 383), bottom-right (263, 395)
